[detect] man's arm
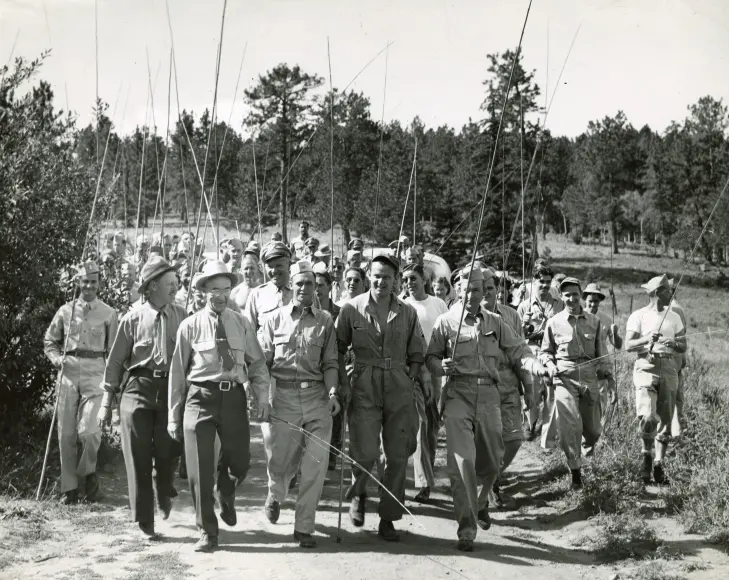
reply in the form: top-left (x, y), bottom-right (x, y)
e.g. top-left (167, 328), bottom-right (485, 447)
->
top-left (168, 322), bottom-right (192, 426)
top-left (43, 307), bottom-right (66, 368)
top-left (335, 304), bottom-right (354, 397)
top-left (105, 308), bottom-right (119, 354)
top-left (101, 315), bottom-right (134, 396)
top-left (405, 311), bottom-right (425, 379)
top-left (425, 317), bottom-right (448, 377)
top-left (242, 316), bottom-right (271, 407)
top-left (539, 321), bottom-right (558, 374)
top-left (321, 316), bottom-right (340, 393)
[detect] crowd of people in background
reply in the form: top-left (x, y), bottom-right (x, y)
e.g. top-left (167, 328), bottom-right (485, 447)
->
top-left (44, 221), bottom-right (687, 553)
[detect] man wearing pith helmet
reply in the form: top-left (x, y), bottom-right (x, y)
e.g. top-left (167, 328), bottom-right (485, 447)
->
top-left (259, 260), bottom-right (341, 548)
top-left (540, 277), bottom-right (612, 490)
top-left (625, 274), bottom-right (686, 486)
top-left (426, 264), bottom-right (549, 552)
top-left (44, 261), bottom-right (117, 505)
top-left (168, 260), bottom-right (270, 552)
top-left (99, 256), bottom-right (187, 540)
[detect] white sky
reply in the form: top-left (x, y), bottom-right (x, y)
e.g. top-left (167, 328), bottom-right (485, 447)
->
top-left (2, 0), bottom-right (729, 137)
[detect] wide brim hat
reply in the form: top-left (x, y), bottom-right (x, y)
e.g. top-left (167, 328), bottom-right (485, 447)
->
top-left (641, 274), bottom-right (669, 294)
top-left (138, 256), bottom-right (179, 293)
top-left (194, 259), bottom-right (238, 291)
top-left (582, 282), bottom-right (606, 300)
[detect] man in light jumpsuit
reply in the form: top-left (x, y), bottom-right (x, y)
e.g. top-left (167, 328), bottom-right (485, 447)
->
top-left (625, 274), bottom-right (686, 486)
top-left (335, 254), bottom-right (425, 542)
top-left (540, 277), bottom-right (613, 489)
top-left (426, 265), bottom-right (548, 552)
top-left (260, 260), bottom-right (341, 548)
top-left (44, 261), bottom-right (117, 504)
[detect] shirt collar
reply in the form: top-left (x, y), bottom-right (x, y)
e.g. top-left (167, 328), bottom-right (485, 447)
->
top-left (78, 297), bottom-right (97, 309)
top-left (288, 301), bottom-right (316, 317)
top-left (566, 307), bottom-right (587, 320)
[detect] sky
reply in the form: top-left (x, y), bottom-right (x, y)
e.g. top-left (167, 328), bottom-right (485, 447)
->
top-left (2, 0), bottom-right (729, 138)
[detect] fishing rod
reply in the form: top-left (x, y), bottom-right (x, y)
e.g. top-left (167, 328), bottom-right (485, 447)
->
top-left (396, 139), bottom-right (417, 259)
top-left (372, 43), bottom-right (389, 247)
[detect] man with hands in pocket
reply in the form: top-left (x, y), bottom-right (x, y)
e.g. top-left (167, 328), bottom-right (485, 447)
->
top-left (259, 260), bottom-right (341, 548)
top-left (167, 260), bottom-right (271, 553)
top-left (426, 265), bottom-right (549, 552)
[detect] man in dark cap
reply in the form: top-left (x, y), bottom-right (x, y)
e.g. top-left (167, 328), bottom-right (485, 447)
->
top-left (335, 253), bottom-right (425, 542)
top-left (98, 256), bottom-right (187, 539)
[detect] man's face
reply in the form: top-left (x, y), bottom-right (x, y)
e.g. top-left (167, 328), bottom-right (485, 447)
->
top-left (292, 273), bottom-right (315, 307)
top-left (656, 286), bottom-right (672, 307)
top-left (78, 273), bottom-right (99, 301)
top-left (229, 243), bottom-right (243, 264)
top-left (180, 233), bottom-right (192, 250)
top-left (345, 270), bottom-right (364, 297)
top-left (433, 281), bottom-right (448, 301)
top-left (112, 240), bottom-right (124, 255)
top-left (562, 284), bottom-right (582, 311)
top-left (370, 261), bottom-right (394, 300)
top-left (265, 256), bottom-right (289, 287)
top-left (333, 263), bottom-right (343, 282)
top-left (315, 274), bottom-right (331, 303)
top-left (403, 271), bottom-right (424, 297)
top-left (482, 277), bottom-right (497, 309)
top-left (537, 275), bottom-right (553, 299)
top-left (460, 279), bottom-right (484, 313)
top-left (241, 256), bottom-right (259, 284)
top-left (585, 294), bottom-right (601, 314)
top-left (204, 275), bottom-right (232, 313)
top-left (192, 288), bottom-right (206, 310)
top-left (300, 223), bottom-right (309, 238)
top-left (151, 271), bottom-right (179, 306)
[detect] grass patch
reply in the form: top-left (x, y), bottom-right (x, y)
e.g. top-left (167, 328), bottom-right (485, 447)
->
top-left (96, 554), bottom-right (117, 564)
top-left (54, 567), bottom-right (105, 580)
top-left (623, 561), bottom-right (686, 580)
top-left (122, 552), bottom-right (191, 580)
top-left (590, 513), bottom-right (662, 562)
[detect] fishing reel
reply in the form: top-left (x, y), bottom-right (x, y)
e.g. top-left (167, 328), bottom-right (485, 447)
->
top-left (523, 322), bottom-right (543, 342)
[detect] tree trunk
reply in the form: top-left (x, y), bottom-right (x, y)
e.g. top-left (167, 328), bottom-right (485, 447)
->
top-left (640, 217), bottom-right (644, 246)
top-left (611, 219), bottom-right (619, 254)
top-left (279, 155), bottom-right (287, 244)
top-left (561, 211), bottom-right (568, 235)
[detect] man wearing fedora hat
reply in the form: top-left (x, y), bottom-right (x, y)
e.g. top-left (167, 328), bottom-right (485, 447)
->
top-left (540, 277), bottom-right (612, 490)
top-left (259, 260), bottom-right (340, 548)
top-left (625, 274), bottom-right (686, 485)
top-left (427, 265), bottom-right (548, 551)
top-left (335, 253), bottom-right (425, 542)
top-left (98, 256), bottom-right (187, 539)
top-left (44, 261), bottom-right (118, 505)
top-left (169, 259), bottom-right (270, 552)
top-left (312, 243), bottom-right (331, 269)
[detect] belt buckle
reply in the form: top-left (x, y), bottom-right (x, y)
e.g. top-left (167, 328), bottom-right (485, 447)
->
top-left (383, 358), bottom-right (391, 370)
top-left (153, 370), bottom-right (165, 378)
top-left (300, 382), bottom-right (310, 389)
top-left (477, 378), bottom-right (488, 386)
top-left (219, 381), bottom-right (232, 392)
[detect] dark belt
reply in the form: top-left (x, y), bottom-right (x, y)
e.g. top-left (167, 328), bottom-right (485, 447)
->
top-left (638, 352), bottom-right (674, 360)
top-left (129, 367), bottom-right (169, 379)
top-left (276, 380), bottom-right (324, 390)
top-left (192, 380), bottom-right (241, 392)
top-left (66, 350), bottom-right (105, 359)
top-left (449, 375), bottom-right (495, 386)
top-left (356, 357), bottom-right (407, 370)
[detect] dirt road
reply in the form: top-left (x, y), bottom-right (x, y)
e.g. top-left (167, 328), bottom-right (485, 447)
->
top-left (2, 424), bottom-right (727, 580)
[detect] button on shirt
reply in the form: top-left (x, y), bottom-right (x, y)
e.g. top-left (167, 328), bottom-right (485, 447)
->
top-left (540, 308), bottom-right (609, 376)
top-left (426, 303), bottom-right (538, 381)
top-left (260, 303), bottom-right (338, 386)
top-left (102, 301), bottom-right (187, 394)
top-left (244, 281), bottom-right (292, 332)
top-left (169, 305), bottom-right (270, 424)
top-left (44, 298), bottom-right (118, 367)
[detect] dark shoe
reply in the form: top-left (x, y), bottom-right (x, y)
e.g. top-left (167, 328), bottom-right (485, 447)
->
top-left (378, 519), bottom-right (400, 542)
top-left (641, 454), bottom-right (653, 485)
top-left (216, 487), bottom-right (237, 527)
top-left (349, 495), bottom-right (366, 527)
top-left (264, 495), bottom-right (280, 524)
top-left (477, 506), bottom-right (491, 530)
top-left (653, 462), bottom-right (670, 486)
top-left (293, 530), bottom-right (317, 548)
top-left (138, 521), bottom-right (161, 541)
top-left (84, 474), bottom-right (101, 502)
top-left (571, 469), bottom-right (583, 490)
top-left (413, 486), bottom-right (430, 504)
top-left (60, 489), bottom-right (78, 506)
top-left (492, 483), bottom-right (505, 509)
top-left (525, 421), bottom-right (538, 442)
top-left (194, 531), bottom-right (218, 552)
top-left (157, 494), bottom-right (172, 520)
top-left (456, 538), bottom-right (474, 552)
top-left (167, 484), bottom-right (178, 499)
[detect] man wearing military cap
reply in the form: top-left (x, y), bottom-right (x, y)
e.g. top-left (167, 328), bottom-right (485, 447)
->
top-left (335, 253), bottom-right (425, 542)
top-left (540, 277), bottom-right (613, 489)
top-left (290, 221), bottom-right (310, 260)
top-left (304, 237), bottom-right (320, 260)
top-left (44, 261), bottom-right (118, 505)
top-left (348, 234), bottom-right (364, 252)
top-left (259, 260), bottom-right (340, 548)
top-left (169, 260), bottom-right (270, 552)
top-left (98, 256), bottom-right (187, 539)
top-left (625, 274), bottom-right (686, 485)
top-left (427, 265), bottom-right (548, 551)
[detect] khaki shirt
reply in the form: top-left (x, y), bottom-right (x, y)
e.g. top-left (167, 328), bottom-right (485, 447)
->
top-left (517, 294), bottom-right (564, 346)
top-left (168, 305), bottom-right (270, 424)
top-left (494, 303), bottom-right (523, 338)
top-left (244, 281), bottom-right (292, 333)
top-left (540, 308), bottom-right (610, 377)
top-left (426, 303), bottom-right (537, 381)
top-left (260, 303), bottom-right (338, 387)
top-left (102, 301), bottom-right (187, 394)
top-left (44, 298), bottom-right (118, 368)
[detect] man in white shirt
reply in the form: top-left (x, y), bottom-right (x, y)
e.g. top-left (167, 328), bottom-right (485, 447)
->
top-left (625, 274), bottom-right (686, 486)
top-left (403, 264), bottom-right (448, 503)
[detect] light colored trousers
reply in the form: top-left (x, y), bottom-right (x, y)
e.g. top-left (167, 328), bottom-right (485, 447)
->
top-left (444, 378), bottom-right (503, 542)
top-left (413, 367), bottom-right (441, 488)
top-left (266, 385), bottom-right (332, 534)
top-left (57, 357), bottom-right (105, 493)
top-left (633, 356), bottom-right (678, 451)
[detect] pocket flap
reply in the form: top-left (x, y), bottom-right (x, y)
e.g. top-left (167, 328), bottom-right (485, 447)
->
top-left (273, 335), bottom-right (290, 346)
top-left (192, 339), bottom-right (216, 352)
top-left (556, 335), bottom-right (572, 345)
top-left (456, 334), bottom-right (474, 343)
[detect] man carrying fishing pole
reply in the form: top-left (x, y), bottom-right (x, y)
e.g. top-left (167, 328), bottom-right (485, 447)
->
top-left (259, 260), bottom-right (341, 548)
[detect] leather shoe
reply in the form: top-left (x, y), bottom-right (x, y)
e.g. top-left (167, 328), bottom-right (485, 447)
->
top-left (477, 506), bottom-right (491, 530)
top-left (571, 469), bottom-right (583, 490)
top-left (653, 462), bottom-right (670, 486)
top-left (456, 538), bottom-right (474, 552)
top-left (59, 489), bottom-right (78, 506)
top-left (157, 494), bottom-right (172, 520)
top-left (378, 519), bottom-right (400, 542)
top-left (216, 487), bottom-right (237, 527)
top-left (349, 495), bottom-right (366, 527)
top-left (293, 530), bottom-right (317, 548)
top-left (194, 531), bottom-right (218, 552)
top-left (264, 495), bottom-right (280, 524)
top-left (84, 474), bottom-right (101, 502)
top-left (492, 483), bottom-right (505, 509)
top-left (138, 521), bottom-right (161, 541)
top-left (413, 487), bottom-right (430, 504)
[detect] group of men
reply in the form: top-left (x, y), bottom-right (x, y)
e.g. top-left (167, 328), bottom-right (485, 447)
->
top-left (44, 226), bottom-right (687, 553)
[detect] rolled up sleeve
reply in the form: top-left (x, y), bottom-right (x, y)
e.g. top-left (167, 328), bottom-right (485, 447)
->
top-left (102, 316), bottom-right (134, 394)
top-left (242, 317), bottom-right (271, 406)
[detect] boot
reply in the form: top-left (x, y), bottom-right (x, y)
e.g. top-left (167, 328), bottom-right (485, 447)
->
top-left (413, 486), bottom-right (430, 503)
top-left (216, 486), bottom-right (237, 527)
top-left (377, 519), bottom-right (400, 542)
top-left (492, 482), bottom-right (505, 509)
top-left (294, 530), bottom-right (317, 548)
top-left (264, 494), bottom-right (280, 524)
top-left (157, 493), bottom-right (172, 520)
top-left (571, 469), bottom-right (583, 490)
top-left (59, 489), bottom-right (78, 506)
top-left (194, 531), bottom-right (218, 552)
top-left (477, 505), bottom-right (491, 530)
top-left (84, 474), bottom-right (101, 502)
top-left (653, 462), bottom-right (669, 486)
top-left (641, 453), bottom-right (653, 485)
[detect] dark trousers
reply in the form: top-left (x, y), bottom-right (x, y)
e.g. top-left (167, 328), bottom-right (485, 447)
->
top-left (184, 383), bottom-right (250, 537)
top-left (119, 375), bottom-right (177, 526)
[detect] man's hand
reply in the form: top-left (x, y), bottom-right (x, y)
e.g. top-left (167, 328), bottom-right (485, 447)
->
top-left (328, 394), bottom-right (341, 417)
top-left (607, 378), bottom-right (617, 406)
top-left (650, 331), bottom-right (661, 344)
top-left (610, 323), bottom-right (619, 338)
top-left (661, 337), bottom-right (677, 349)
top-left (167, 422), bottom-right (182, 441)
top-left (258, 401), bottom-right (271, 422)
top-left (535, 363), bottom-right (550, 379)
top-left (96, 405), bottom-right (112, 429)
top-left (441, 358), bottom-right (456, 375)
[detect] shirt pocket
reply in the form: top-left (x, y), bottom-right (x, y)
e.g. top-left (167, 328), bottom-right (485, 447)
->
top-left (273, 332), bottom-right (293, 365)
top-left (555, 333), bottom-right (573, 357)
top-left (89, 326), bottom-right (106, 350)
top-left (133, 337), bottom-right (154, 360)
top-left (451, 333), bottom-right (477, 359)
top-left (192, 339), bottom-right (218, 369)
top-left (227, 335), bottom-right (248, 367)
top-left (480, 330), bottom-right (501, 357)
top-left (352, 323), bottom-right (370, 349)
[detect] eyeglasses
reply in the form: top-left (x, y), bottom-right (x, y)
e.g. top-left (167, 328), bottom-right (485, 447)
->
top-left (206, 288), bottom-right (232, 296)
